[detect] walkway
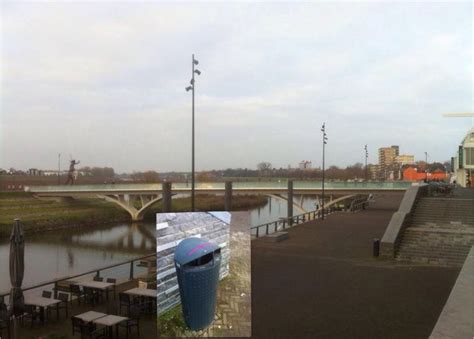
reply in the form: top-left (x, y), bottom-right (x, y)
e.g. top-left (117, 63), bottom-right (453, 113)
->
top-left (251, 206), bottom-right (461, 338)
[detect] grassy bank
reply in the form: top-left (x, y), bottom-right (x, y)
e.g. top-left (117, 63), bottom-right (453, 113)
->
top-left (0, 192), bottom-right (130, 237)
top-left (0, 192), bottom-right (267, 237)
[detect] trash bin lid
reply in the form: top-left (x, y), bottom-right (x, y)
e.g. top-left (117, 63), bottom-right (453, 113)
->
top-left (174, 237), bottom-right (220, 266)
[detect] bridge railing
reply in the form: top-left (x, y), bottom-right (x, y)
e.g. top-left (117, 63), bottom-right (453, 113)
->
top-left (0, 253), bottom-right (156, 304)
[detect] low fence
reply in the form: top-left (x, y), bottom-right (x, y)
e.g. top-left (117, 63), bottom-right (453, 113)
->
top-left (0, 253), bottom-right (156, 304)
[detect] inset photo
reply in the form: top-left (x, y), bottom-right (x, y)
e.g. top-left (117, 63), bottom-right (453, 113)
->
top-left (157, 212), bottom-right (251, 337)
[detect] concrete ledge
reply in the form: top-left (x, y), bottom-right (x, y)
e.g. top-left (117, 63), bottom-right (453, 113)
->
top-left (430, 246), bottom-right (474, 339)
top-left (380, 185), bottom-right (427, 258)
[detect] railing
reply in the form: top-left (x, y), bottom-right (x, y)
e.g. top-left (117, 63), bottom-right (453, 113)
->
top-left (349, 195), bottom-right (372, 212)
top-left (251, 194), bottom-right (371, 238)
top-left (251, 209), bottom-right (330, 238)
top-left (0, 253), bottom-right (156, 301)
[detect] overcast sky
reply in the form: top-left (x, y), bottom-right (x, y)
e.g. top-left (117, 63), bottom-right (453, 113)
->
top-left (1, 1), bottom-right (472, 173)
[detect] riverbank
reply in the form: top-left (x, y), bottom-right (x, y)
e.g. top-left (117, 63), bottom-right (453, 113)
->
top-left (0, 192), bottom-right (267, 237)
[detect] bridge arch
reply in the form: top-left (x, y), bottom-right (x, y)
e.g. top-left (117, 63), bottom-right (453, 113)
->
top-left (99, 194), bottom-right (166, 221)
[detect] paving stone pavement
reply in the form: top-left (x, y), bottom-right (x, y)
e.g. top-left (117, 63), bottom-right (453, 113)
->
top-left (176, 212), bottom-right (252, 337)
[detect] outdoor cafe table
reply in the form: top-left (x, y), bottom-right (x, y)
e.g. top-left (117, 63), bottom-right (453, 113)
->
top-left (24, 296), bottom-right (61, 323)
top-left (123, 288), bottom-right (157, 314)
top-left (74, 310), bottom-right (107, 322)
top-left (78, 281), bottom-right (116, 301)
top-left (123, 288), bottom-right (156, 298)
top-left (93, 314), bottom-right (128, 338)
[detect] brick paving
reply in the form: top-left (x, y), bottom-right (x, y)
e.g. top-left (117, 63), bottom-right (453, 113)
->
top-left (162, 212), bottom-right (251, 338)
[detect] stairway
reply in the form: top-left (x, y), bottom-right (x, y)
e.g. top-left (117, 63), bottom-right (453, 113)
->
top-left (396, 197), bottom-right (474, 266)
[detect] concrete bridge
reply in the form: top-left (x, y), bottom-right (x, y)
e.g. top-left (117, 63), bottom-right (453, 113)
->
top-left (25, 181), bottom-right (410, 221)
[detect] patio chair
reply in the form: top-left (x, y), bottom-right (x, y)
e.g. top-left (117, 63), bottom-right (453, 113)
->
top-left (70, 284), bottom-right (84, 305)
top-left (81, 322), bottom-right (106, 339)
top-left (0, 304), bottom-right (10, 339)
top-left (106, 278), bottom-right (116, 300)
top-left (118, 306), bottom-right (140, 339)
top-left (42, 290), bottom-right (52, 298)
top-left (57, 292), bottom-right (69, 318)
top-left (21, 304), bottom-right (40, 328)
top-left (146, 282), bottom-right (156, 289)
top-left (118, 293), bottom-right (136, 316)
top-left (83, 287), bottom-right (99, 305)
top-left (71, 316), bottom-right (83, 336)
top-left (93, 276), bottom-right (103, 282)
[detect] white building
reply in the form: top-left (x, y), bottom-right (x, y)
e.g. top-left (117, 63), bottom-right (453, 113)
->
top-left (452, 128), bottom-right (474, 187)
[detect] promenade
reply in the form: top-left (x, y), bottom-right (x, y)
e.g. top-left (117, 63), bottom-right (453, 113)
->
top-left (251, 204), bottom-right (461, 338)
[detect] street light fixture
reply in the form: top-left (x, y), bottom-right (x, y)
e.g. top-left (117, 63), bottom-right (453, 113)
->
top-left (364, 145), bottom-right (368, 182)
top-left (321, 123), bottom-right (328, 220)
top-left (185, 54), bottom-right (201, 212)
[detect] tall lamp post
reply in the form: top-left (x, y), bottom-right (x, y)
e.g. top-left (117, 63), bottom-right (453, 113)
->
top-left (364, 145), bottom-right (368, 182)
top-left (321, 123), bottom-right (328, 220)
top-left (185, 54), bottom-right (201, 212)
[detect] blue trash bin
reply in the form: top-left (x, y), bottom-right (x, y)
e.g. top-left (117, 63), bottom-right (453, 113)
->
top-left (174, 237), bottom-right (221, 331)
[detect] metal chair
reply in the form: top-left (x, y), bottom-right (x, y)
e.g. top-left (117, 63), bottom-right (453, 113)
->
top-left (42, 290), bottom-right (52, 298)
top-left (57, 292), bottom-right (69, 318)
top-left (70, 284), bottom-right (84, 305)
top-left (81, 322), bottom-right (106, 339)
top-left (118, 306), bottom-right (140, 338)
top-left (83, 287), bottom-right (99, 305)
top-left (119, 293), bottom-right (136, 316)
top-left (106, 278), bottom-right (116, 300)
top-left (0, 303), bottom-right (10, 339)
top-left (93, 276), bottom-right (103, 282)
top-left (71, 316), bottom-right (83, 336)
top-left (21, 304), bottom-right (40, 328)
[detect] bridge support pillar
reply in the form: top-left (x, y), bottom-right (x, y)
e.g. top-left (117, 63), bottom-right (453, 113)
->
top-left (162, 182), bottom-right (172, 212)
top-left (288, 180), bottom-right (293, 226)
top-left (225, 181), bottom-right (232, 211)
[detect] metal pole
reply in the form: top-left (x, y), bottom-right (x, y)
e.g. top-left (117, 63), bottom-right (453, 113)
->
top-left (322, 139), bottom-right (325, 220)
top-left (191, 54), bottom-right (195, 212)
top-left (58, 153), bottom-right (61, 185)
top-left (364, 145), bottom-right (368, 182)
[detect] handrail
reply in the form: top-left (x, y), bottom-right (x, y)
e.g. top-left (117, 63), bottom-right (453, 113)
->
top-left (251, 209), bottom-right (330, 238)
top-left (251, 194), bottom-right (370, 238)
top-left (0, 252), bottom-right (156, 299)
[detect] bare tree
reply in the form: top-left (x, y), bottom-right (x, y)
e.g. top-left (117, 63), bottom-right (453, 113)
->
top-left (257, 162), bottom-right (272, 172)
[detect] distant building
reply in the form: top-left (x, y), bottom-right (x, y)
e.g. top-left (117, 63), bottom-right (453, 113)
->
top-left (367, 164), bottom-right (380, 180)
top-left (27, 168), bottom-right (43, 176)
top-left (378, 146), bottom-right (399, 179)
top-left (395, 154), bottom-right (415, 165)
top-left (452, 128), bottom-right (474, 187)
top-left (403, 167), bottom-right (447, 181)
top-left (298, 160), bottom-right (312, 170)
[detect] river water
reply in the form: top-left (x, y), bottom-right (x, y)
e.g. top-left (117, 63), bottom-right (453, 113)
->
top-left (0, 222), bottom-right (155, 298)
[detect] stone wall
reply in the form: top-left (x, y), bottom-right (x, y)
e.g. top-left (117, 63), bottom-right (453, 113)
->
top-left (431, 246), bottom-right (474, 338)
top-left (157, 212), bottom-right (230, 315)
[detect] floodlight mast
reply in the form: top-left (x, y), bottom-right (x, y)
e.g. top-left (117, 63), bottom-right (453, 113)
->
top-left (185, 54), bottom-right (201, 212)
top-left (321, 123), bottom-right (328, 220)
